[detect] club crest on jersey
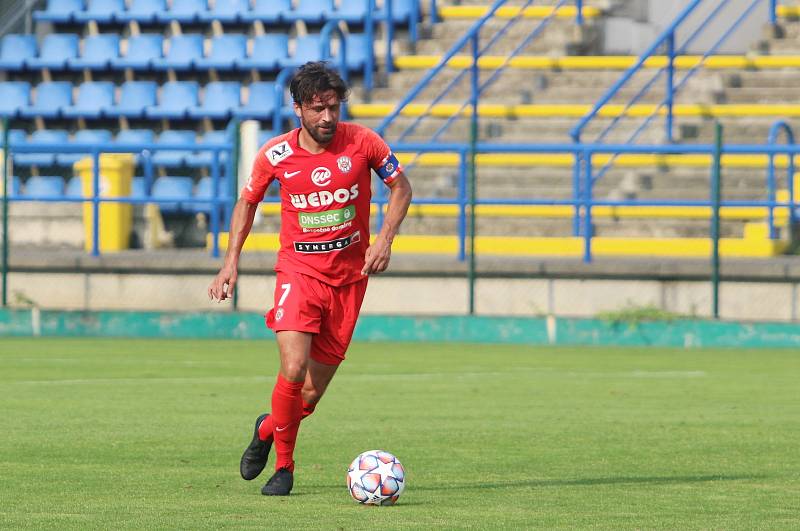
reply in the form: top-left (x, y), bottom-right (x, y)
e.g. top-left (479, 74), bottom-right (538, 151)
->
top-left (311, 166), bottom-right (332, 187)
top-left (275, 308), bottom-right (284, 321)
top-left (266, 141), bottom-right (293, 166)
top-left (337, 156), bottom-right (352, 173)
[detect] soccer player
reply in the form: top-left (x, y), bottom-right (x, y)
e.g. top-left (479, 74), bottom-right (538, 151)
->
top-left (207, 61), bottom-right (412, 496)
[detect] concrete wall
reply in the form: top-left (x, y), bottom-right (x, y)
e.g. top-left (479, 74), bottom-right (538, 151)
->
top-left (6, 271), bottom-right (800, 322)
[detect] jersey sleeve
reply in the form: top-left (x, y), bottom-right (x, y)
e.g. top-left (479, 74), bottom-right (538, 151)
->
top-left (240, 147), bottom-right (275, 204)
top-left (362, 128), bottom-right (403, 185)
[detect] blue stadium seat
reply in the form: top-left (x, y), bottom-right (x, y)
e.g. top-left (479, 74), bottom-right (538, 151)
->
top-left (281, 0), bottom-right (333, 24)
top-left (240, 0), bottom-right (288, 23)
top-left (1, 175), bottom-right (22, 197)
top-left (151, 130), bottom-right (196, 167)
top-left (156, 0), bottom-right (207, 23)
top-left (234, 81), bottom-right (277, 120)
top-left (342, 33), bottom-right (369, 70)
top-left (145, 81), bottom-right (199, 119)
top-left (74, 0), bottom-right (125, 23)
top-left (23, 176), bottom-right (66, 198)
top-left (115, 129), bottom-right (155, 164)
top-left (188, 81), bottom-right (241, 119)
top-left (65, 175), bottom-right (83, 197)
top-left (33, 0), bottom-right (83, 23)
top-left (112, 34), bottom-right (163, 70)
top-left (0, 34), bottom-right (37, 71)
top-left (328, 0), bottom-right (368, 23)
top-left (152, 175), bottom-right (193, 213)
top-left (14, 129), bottom-right (69, 167)
top-left (195, 34), bottom-right (247, 71)
top-left (68, 34), bottom-right (120, 70)
top-left (20, 82), bottom-right (72, 119)
top-left (186, 130), bottom-right (230, 168)
top-left (152, 34), bottom-right (204, 71)
top-left (2, 129), bottom-right (28, 147)
top-left (236, 34), bottom-right (288, 71)
top-left (61, 81), bottom-right (114, 119)
top-left (116, 0), bottom-right (167, 23)
top-left (55, 129), bottom-right (114, 166)
top-left (278, 34), bottom-right (322, 68)
top-left (199, 0), bottom-right (249, 23)
top-left (27, 34), bottom-right (79, 70)
top-left (131, 176), bottom-right (147, 198)
top-left (189, 175), bottom-right (230, 213)
top-left (375, 0), bottom-right (416, 23)
top-left (105, 81), bottom-right (157, 119)
top-left (0, 82), bottom-right (31, 118)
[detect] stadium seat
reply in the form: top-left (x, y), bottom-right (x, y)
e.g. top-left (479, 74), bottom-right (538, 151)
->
top-left (0, 82), bottom-right (31, 118)
top-left (155, 0), bottom-right (207, 24)
top-left (375, 0), bottom-right (416, 23)
top-left (22, 176), bottom-right (66, 198)
top-left (189, 175), bottom-right (230, 213)
top-left (342, 33), bottom-right (370, 70)
top-left (152, 175), bottom-right (193, 213)
top-left (105, 81), bottom-right (157, 119)
top-left (65, 175), bottom-right (83, 197)
top-left (186, 130), bottom-right (230, 168)
top-left (234, 81), bottom-right (277, 119)
top-left (236, 34), bottom-right (288, 71)
top-left (2, 129), bottom-right (28, 147)
top-left (26, 34), bottom-right (79, 70)
top-left (131, 176), bottom-right (147, 198)
top-left (0, 175), bottom-right (21, 197)
top-left (0, 34), bottom-right (37, 71)
top-left (115, 129), bottom-right (155, 164)
top-left (112, 34), bottom-right (163, 70)
top-left (74, 0), bottom-right (126, 23)
top-left (151, 130), bottom-right (196, 167)
top-left (328, 0), bottom-right (368, 23)
top-left (14, 129), bottom-right (69, 167)
top-left (116, 0), bottom-right (167, 23)
top-left (145, 81), bottom-right (199, 119)
top-left (199, 0), bottom-right (249, 23)
top-left (152, 34), bottom-right (204, 71)
top-left (281, 0), bottom-right (333, 24)
top-left (195, 34), bottom-right (247, 71)
top-left (187, 81), bottom-right (241, 119)
top-left (61, 81), bottom-right (114, 119)
top-left (55, 129), bottom-right (114, 166)
top-left (33, 0), bottom-right (83, 23)
top-left (278, 34), bottom-right (323, 68)
top-left (68, 34), bottom-right (120, 70)
top-left (240, 0), bottom-right (288, 23)
top-left (19, 82), bottom-right (72, 119)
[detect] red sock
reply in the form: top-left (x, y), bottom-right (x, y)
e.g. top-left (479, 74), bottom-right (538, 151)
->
top-left (258, 400), bottom-right (317, 442)
top-left (270, 374), bottom-right (304, 472)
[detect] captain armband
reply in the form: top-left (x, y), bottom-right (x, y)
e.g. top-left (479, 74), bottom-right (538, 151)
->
top-left (376, 152), bottom-right (402, 183)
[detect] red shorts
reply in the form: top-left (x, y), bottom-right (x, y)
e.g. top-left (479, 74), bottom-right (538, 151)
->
top-left (265, 270), bottom-right (368, 365)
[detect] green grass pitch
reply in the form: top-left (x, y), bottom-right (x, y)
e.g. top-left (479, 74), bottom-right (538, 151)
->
top-left (1, 338), bottom-right (798, 529)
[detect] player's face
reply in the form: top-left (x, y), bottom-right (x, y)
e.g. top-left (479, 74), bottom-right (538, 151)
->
top-left (295, 90), bottom-right (341, 146)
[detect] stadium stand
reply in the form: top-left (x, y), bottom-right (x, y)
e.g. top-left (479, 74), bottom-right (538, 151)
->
top-left (0, 34), bottom-right (37, 71)
top-left (21, 175), bottom-right (66, 198)
top-left (111, 34), bottom-right (164, 70)
top-left (32, 0), bottom-right (83, 24)
top-left (61, 81), bottom-right (115, 119)
top-left (67, 34), bottom-right (120, 70)
top-left (0, 82), bottom-right (31, 118)
top-left (25, 33), bottom-right (78, 70)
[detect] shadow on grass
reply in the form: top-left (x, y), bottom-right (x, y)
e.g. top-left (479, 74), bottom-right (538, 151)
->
top-left (314, 474), bottom-right (765, 493)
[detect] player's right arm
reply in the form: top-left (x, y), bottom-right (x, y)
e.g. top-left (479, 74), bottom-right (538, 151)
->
top-left (208, 144), bottom-right (275, 302)
top-left (207, 198), bottom-right (259, 302)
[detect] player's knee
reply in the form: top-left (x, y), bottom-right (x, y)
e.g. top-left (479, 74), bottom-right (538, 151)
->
top-left (302, 386), bottom-right (323, 405)
top-left (282, 360), bottom-right (307, 381)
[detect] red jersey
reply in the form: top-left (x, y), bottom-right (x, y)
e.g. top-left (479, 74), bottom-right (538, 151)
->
top-left (241, 122), bottom-right (402, 286)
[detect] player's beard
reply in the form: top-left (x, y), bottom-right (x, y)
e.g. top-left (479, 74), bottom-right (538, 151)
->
top-left (303, 117), bottom-right (337, 146)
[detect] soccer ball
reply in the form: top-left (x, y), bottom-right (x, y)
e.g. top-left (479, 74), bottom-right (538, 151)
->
top-left (346, 450), bottom-right (406, 505)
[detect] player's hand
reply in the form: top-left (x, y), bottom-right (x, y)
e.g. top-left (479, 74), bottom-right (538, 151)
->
top-left (361, 237), bottom-right (392, 275)
top-left (208, 264), bottom-right (237, 302)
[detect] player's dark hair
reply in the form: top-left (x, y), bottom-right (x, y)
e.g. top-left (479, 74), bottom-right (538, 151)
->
top-left (290, 61), bottom-right (350, 106)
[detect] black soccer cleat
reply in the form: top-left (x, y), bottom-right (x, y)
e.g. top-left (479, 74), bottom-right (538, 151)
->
top-left (240, 413), bottom-right (272, 481)
top-left (261, 467), bottom-right (293, 496)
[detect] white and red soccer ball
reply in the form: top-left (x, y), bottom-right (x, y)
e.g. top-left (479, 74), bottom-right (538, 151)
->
top-left (347, 450), bottom-right (405, 505)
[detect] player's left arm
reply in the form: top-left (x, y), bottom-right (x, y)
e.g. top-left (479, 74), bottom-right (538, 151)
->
top-left (362, 171), bottom-right (412, 276)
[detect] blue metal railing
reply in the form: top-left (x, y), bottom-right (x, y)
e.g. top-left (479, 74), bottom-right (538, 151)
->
top-left (2, 139), bottom-right (234, 258)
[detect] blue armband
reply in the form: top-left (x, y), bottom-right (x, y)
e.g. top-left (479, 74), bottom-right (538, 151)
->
top-left (376, 152), bottom-right (401, 182)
